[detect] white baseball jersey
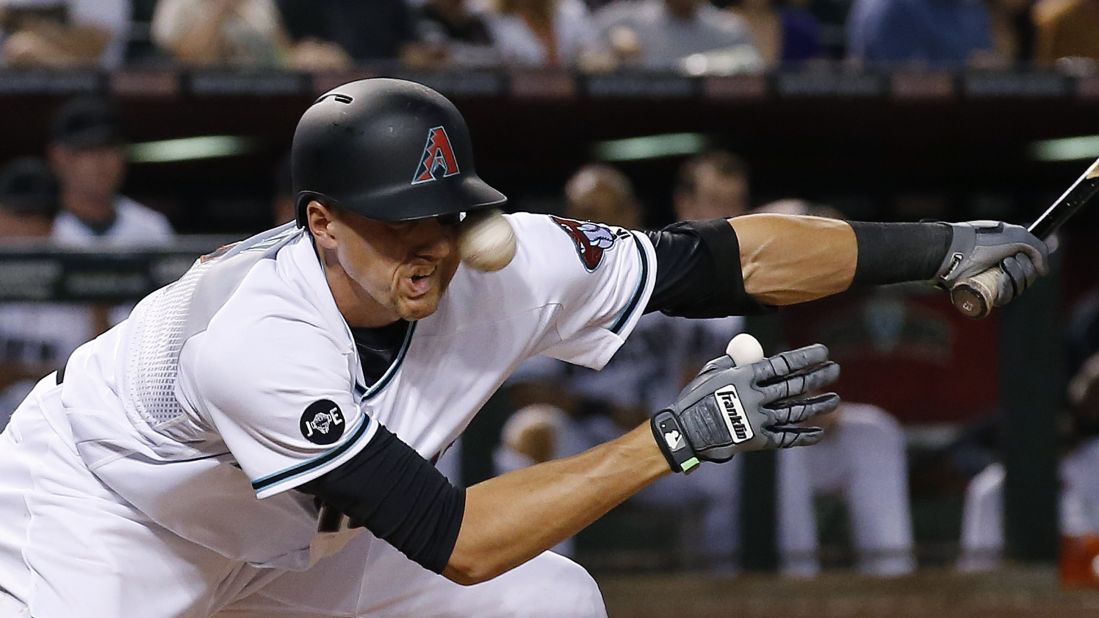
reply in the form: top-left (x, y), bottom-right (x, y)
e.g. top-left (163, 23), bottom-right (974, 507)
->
top-left (960, 437), bottom-right (1099, 571)
top-left (51, 196), bottom-right (174, 247)
top-left (25, 211), bottom-right (654, 591)
top-left (50, 196), bottom-right (176, 327)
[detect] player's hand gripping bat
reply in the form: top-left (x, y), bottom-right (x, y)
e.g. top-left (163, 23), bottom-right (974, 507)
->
top-left (951, 157), bottom-right (1099, 319)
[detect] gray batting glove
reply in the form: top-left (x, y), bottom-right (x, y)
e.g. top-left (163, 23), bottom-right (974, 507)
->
top-left (936, 221), bottom-right (1049, 303)
top-left (651, 344), bottom-right (840, 474)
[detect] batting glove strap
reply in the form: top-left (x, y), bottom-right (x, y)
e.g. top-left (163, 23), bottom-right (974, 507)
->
top-left (651, 410), bottom-right (701, 474)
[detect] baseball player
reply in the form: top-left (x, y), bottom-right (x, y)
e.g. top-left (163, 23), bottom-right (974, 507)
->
top-left (959, 351), bottom-right (1099, 572)
top-left (48, 97), bottom-right (174, 248)
top-left (0, 78), bottom-right (1047, 618)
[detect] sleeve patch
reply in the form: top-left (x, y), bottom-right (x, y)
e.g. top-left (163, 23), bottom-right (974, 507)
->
top-left (300, 399), bottom-right (346, 445)
top-left (550, 216), bottom-right (631, 272)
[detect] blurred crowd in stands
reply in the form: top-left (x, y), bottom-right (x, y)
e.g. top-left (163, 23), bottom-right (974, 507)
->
top-left (0, 0), bottom-right (1096, 73)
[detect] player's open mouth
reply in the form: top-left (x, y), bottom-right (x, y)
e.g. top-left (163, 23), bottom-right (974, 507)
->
top-left (406, 269), bottom-right (435, 297)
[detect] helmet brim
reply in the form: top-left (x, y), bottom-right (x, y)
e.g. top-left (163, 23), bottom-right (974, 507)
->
top-left (334, 174), bottom-right (507, 222)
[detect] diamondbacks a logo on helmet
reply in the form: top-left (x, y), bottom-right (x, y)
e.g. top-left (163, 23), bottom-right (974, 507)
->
top-left (412, 126), bottom-right (460, 185)
top-left (714, 386), bottom-right (754, 444)
top-left (550, 216), bottom-right (623, 272)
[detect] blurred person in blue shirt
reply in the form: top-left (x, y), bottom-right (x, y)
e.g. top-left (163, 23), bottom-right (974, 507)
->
top-left (847, 0), bottom-right (996, 69)
top-left (727, 0), bottom-right (823, 68)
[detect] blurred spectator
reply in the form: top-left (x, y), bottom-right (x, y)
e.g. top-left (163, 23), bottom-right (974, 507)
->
top-left (986, 0), bottom-right (1034, 66)
top-left (594, 0), bottom-right (762, 73)
top-left (416, 0), bottom-right (500, 68)
top-left (0, 157), bottom-right (56, 236)
top-left (275, 0), bottom-right (440, 70)
top-left (563, 163), bottom-right (642, 228)
top-left (846, 0), bottom-right (996, 69)
top-left (673, 150), bottom-right (751, 221)
top-left (48, 97), bottom-right (173, 334)
top-left (152, 0), bottom-right (288, 67)
top-left (485, 0), bottom-right (610, 69)
top-left (1067, 287), bottom-right (1099, 379)
top-left (959, 351), bottom-right (1099, 572)
top-left (1033, 0), bottom-right (1099, 66)
top-left (48, 97), bottom-right (173, 246)
top-left (0, 0), bottom-right (131, 68)
top-left (727, 0), bottom-right (822, 68)
top-left (0, 157), bottom-right (95, 426)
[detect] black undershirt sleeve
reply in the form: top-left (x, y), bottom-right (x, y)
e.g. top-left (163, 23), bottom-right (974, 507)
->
top-left (849, 221), bottom-right (951, 286)
top-left (299, 424), bottom-right (465, 574)
top-left (645, 218), bottom-right (769, 318)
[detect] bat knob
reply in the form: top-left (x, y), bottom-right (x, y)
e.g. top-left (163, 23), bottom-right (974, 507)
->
top-left (951, 279), bottom-right (995, 319)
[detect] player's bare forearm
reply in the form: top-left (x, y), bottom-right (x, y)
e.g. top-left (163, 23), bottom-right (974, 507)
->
top-left (731, 214), bottom-right (856, 305)
top-left (730, 213), bottom-right (1048, 312)
top-left (444, 423), bottom-right (670, 585)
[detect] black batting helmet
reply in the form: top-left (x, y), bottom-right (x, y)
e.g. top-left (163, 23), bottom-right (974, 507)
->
top-left (292, 78), bottom-right (506, 227)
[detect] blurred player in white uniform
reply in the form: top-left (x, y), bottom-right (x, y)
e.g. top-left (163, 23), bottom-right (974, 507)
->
top-left (47, 96), bottom-right (175, 333)
top-left (0, 158), bottom-right (96, 424)
top-left (48, 97), bottom-right (173, 247)
top-left (757, 199), bottom-right (915, 576)
top-left (959, 352), bottom-right (1099, 571)
top-left (0, 79), bottom-right (1046, 617)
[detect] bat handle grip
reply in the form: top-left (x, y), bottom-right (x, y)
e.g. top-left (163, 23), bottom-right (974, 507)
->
top-left (950, 268), bottom-right (1006, 319)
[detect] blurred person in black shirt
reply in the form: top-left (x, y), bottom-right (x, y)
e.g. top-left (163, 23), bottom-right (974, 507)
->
top-left (276, 0), bottom-right (440, 68)
top-left (416, 0), bottom-right (500, 67)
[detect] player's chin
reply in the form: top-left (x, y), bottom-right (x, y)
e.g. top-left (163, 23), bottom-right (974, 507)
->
top-left (396, 291), bottom-right (444, 321)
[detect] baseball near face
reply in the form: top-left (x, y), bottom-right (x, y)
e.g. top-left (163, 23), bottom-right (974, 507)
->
top-left (726, 332), bottom-right (764, 366)
top-left (458, 209), bottom-right (517, 272)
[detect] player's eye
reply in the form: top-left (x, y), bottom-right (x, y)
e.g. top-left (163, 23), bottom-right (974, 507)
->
top-left (436, 213), bottom-right (461, 227)
top-left (386, 221), bottom-right (415, 233)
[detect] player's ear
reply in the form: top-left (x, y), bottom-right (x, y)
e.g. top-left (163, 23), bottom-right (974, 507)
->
top-left (306, 200), bottom-right (338, 248)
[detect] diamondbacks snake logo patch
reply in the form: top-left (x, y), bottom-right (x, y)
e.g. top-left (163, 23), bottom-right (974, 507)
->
top-left (550, 216), bottom-right (621, 271)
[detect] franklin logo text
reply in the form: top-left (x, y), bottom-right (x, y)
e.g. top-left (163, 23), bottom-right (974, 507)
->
top-left (714, 386), bottom-right (754, 444)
